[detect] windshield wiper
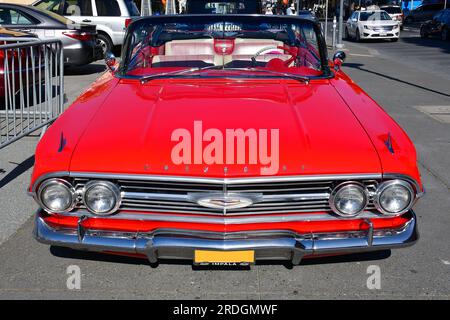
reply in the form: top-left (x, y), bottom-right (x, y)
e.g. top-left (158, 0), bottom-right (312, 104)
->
top-left (239, 68), bottom-right (310, 84)
top-left (190, 67), bottom-right (311, 84)
top-left (139, 65), bottom-right (223, 84)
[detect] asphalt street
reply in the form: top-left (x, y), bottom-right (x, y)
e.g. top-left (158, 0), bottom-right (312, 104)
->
top-left (0, 30), bottom-right (449, 299)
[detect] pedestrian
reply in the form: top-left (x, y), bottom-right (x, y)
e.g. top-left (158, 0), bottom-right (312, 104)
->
top-left (286, 3), bottom-right (297, 15)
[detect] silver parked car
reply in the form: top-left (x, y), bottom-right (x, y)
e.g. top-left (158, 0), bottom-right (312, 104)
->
top-left (0, 3), bottom-right (101, 66)
top-left (32, 0), bottom-right (140, 55)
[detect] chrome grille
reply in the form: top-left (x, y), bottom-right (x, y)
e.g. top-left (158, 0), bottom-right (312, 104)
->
top-left (73, 176), bottom-right (379, 216)
top-left (374, 26), bottom-right (394, 31)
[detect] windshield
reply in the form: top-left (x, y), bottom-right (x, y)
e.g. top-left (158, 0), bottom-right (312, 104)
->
top-left (381, 7), bottom-right (402, 14)
top-left (360, 11), bottom-right (392, 21)
top-left (32, 6), bottom-right (77, 25)
top-left (186, 0), bottom-right (262, 14)
top-left (120, 16), bottom-right (327, 80)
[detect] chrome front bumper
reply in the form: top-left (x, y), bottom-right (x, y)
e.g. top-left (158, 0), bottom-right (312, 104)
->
top-left (34, 212), bottom-right (419, 265)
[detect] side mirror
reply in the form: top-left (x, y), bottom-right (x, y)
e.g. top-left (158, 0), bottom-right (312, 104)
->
top-left (352, 18), bottom-right (357, 22)
top-left (333, 51), bottom-right (346, 70)
top-left (105, 51), bottom-right (117, 72)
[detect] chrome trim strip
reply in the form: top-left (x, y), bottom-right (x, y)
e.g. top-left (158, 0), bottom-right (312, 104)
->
top-left (30, 171), bottom-right (383, 194)
top-left (258, 193), bottom-right (331, 201)
top-left (122, 192), bottom-right (190, 202)
top-left (33, 211), bottom-right (419, 264)
top-left (29, 171), bottom-right (71, 196)
top-left (69, 172), bottom-right (382, 184)
top-left (55, 210), bottom-right (387, 224)
top-left (383, 173), bottom-right (424, 198)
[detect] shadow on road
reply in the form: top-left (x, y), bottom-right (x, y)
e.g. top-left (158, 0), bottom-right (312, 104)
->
top-left (50, 245), bottom-right (391, 270)
top-left (0, 155), bottom-right (34, 189)
top-left (401, 36), bottom-right (450, 54)
top-left (65, 63), bottom-right (106, 76)
top-left (344, 62), bottom-right (450, 98)
top-left (344, 38), bottom-right (397, 44)
top-left (50, 246), bottom-right (152, 266)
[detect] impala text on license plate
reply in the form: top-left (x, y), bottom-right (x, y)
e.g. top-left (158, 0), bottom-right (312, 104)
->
top-left (194, 250), bottom-right (255, 265)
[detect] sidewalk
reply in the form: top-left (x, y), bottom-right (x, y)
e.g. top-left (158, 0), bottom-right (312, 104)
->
top-left (0, 62), bottom-right (106, 245)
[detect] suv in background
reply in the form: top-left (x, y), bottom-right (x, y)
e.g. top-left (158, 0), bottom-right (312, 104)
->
top-left (32, 0), bottom-right (140, 55)
top-left (404, 3), bottom-right (445, 24)
top-left (380, 5), bottom-right (404, 29)
top-left (420, 9), bottom-right (450, 41)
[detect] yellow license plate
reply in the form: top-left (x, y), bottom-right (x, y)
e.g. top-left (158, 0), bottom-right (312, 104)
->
top-left (194, 250), bottom-right (255, 264)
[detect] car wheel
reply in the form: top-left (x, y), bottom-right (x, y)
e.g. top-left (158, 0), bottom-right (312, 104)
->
top-left (344, 27), bottom-right (350, 40)
top-left (355, 29), bottom-right (361, 42)
top-left (442, 27), bottom-right (449, 41)
top-left (97, 34), bottom-right (113, 58)
top-left (420, 26), bottom-right (428, 38)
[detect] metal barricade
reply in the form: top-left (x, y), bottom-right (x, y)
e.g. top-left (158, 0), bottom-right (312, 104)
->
top-left (0, 39), bottom-right (64, 149)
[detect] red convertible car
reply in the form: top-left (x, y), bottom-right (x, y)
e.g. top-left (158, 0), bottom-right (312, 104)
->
top-left (29, 15), bottom-right (423, 266)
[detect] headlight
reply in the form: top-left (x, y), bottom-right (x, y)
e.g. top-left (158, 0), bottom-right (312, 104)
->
top-left (83, 181), bottom-right (121, 215)
top-left (329, 182), bottom-right (368, 217)
top-left (374, 180), bottom-right (414, 215)
top-left (38, 179), bottom-right (76, 213)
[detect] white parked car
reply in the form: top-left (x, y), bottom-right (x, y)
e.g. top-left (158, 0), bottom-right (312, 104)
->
top-left (345, 10), bottom-right (400, 42)
top-left (32, 0), bottom-right (140, 55)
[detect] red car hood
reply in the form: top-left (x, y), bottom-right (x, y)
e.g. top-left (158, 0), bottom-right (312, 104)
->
top-left (69, 79), bottom-right (381, 177)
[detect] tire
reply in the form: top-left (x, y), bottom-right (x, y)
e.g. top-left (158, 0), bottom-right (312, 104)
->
top-left (96, 33), bottom-right (113, 58)
top-left (442, 27), bottom-right (449, 41)
top-left (355, 29), bottom-right (361, 42)
top-left (344, 27), bottom-right (350, 40)
top-left (420, 26), bottom-right (428, 38)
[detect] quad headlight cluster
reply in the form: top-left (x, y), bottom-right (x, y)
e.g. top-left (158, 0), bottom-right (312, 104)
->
top-left (37, 179), bottom-right (121, 215)
top-left (37, 177), bottom-right (416, 218)
top-left (329, 179), bottom-right (415, 218)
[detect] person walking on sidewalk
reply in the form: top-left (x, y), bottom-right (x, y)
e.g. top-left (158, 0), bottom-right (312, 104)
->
top-left (286, 3), bottom-right (297, 15)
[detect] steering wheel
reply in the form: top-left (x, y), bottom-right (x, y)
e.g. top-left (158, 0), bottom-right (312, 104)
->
top-left (251, 45), bottom-right (298, 67)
